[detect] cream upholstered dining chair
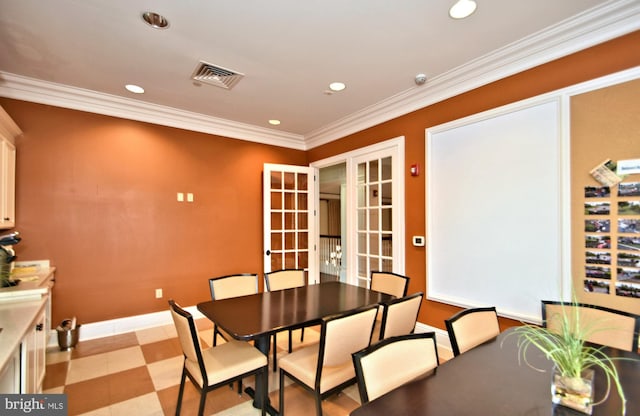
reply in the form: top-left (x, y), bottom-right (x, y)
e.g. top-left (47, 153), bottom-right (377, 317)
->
top-left (352, 332), bottom-right (439, 404)
top-left (278, 304), bottom-right (378, 416)
top-left (542, 300), bottom-right (640, 352)
top-left (208, 273), bottom-right (259, 346)
top-left (168, 300), bottom-right (268, 416)
top-left (372, 292), bottom-right (423, 342)
top-left (370, 271), bottom-right (410, 298)
top-left (445, 306), bottom-right (499, 356)
top-left (264, 269), bottom-right (307, 371)
top-left (370, 271), bottom-right (410, 328)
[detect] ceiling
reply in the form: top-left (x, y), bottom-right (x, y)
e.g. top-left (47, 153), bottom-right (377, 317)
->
top-left (0, 0), bottom-right (638, 149)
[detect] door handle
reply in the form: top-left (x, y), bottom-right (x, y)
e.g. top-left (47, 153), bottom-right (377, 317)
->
top-left (265, 250), bottom-right (271, 256)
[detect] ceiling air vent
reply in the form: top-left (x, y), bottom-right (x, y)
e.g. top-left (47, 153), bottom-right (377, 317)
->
top-left (191, 61), bottom-right (244, 90)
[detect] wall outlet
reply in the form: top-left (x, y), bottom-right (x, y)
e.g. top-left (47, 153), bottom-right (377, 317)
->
top-left (187, 193), bottom-right (194, 202)
top-left (177, 192), bottom-right (184, 202)
top-left (155, 288), bottom-right (163, 299)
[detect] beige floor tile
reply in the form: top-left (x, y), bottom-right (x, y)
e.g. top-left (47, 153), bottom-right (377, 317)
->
top-left (46, 348), bottom-right (73, 365)
top-left (66, 353), bottom-right (109, 385)
top-left (213, 400), bottom-right (264, 416)
top-left (146, 355), bottom-right (184, 391)
top-left (76, 406), bottom-right (111, 416)
top-left (106, 346), bottom-right (146, 374)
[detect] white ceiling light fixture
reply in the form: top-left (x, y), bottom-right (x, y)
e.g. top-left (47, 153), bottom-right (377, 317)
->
top-left (449, 0), bottom-right (477, 19)
top-left (269, 119), bottom-right (281, 126)
top-left (142, 12), bottom-right (169, 29)
top-left (329, 82), bottom-right (346, 92)
top-left (125, 84), bottom-right (145, 94)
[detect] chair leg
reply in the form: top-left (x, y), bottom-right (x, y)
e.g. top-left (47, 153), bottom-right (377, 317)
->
top-left (213, 324), bottom-right (218, 346)
top-left (279, 369), bottom-right (285, 416)
top-left (288, 329), bottom-right (293, 353)
top-left (198, 390), bottom-right (207, 416)
top-left (175, 367), bottom-right (187, 416)
top-left (237, 378), bottom-right (242, 395)
top-left (315, 392), bottom-right (323, 416)
top-left (272, 333), bottom-right (278, 373)
top-left (300, 327), bottom-right (305, 342)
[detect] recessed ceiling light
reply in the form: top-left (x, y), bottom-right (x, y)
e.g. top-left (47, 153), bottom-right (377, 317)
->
top-left (269, 119), bottom-right (281, 126)
top-left (125, 84), bottom-right (145, 94)
top-left (142, 11), bottom-right (169, 29)
top-left (449, 0), bottom-right (477, 19)
top-left (329, 82), bottom-right (346, 92)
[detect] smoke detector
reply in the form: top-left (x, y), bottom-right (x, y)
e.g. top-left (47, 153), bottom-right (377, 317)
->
top-left (191, 61), bottom-right (244, 90)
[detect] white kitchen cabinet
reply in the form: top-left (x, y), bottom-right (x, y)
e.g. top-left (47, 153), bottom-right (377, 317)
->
top-left (0, 137), bottom-right (16, 229)
top-left (21, 304), bottom-right (47, 393)
top-left (0, 348), bottom-right (20, 393)
top-left (0, 105), bottom-right (21, 230)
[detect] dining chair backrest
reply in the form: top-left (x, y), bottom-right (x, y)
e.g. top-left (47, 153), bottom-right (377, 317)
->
top-left (445, 306), bottom-right (499, 356)
top-left (542, 300), bottom-right (640, 352)
top-left (169, 300), bottom-right (206, 379)
top-left (264, 269), bottom-right (306, 292)
top-left (209, 273), bottom-right (258, 300)
top-left (370, 271), bottom-right (409, 298)
top-left (379, 292), bottom-right (423, 341)
top-left (320, 305), bottom-right (379, 368)
top-left (352, 332), bottom-right (439, 404)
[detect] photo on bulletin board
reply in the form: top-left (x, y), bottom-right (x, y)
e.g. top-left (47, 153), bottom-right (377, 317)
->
top-left (618, 252), bottom-right (640, 268)
top-left (615, 282), bottom-right (640, 298)
top-left (618, 182), bottom-right (640, 197)
top-left (585, 219), bottom-right (610, 232)
top-left (618, 219), bottom-right (640, 234)
top-left (585, 265), bottom-right (611, 279)
top-left (584, 186), bottom-right (610, 198)
top-left (617, 267), bottom-right (640, 284)
top-left (584, 279), bottom-right (609, 294)
top-left (618, 200), bottom-right (640, 215)
top-left (584, 201), bottom-right (610, 215)
top-left (618, 236), bottom-right (640, 251)
top-left (585, 251), bottom-right (611, 265)
top-left (585, 235), bottom-right (610, 249)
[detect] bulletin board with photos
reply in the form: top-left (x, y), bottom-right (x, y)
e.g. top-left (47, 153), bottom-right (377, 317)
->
top-left (583, 161), bottom-right (640, 300)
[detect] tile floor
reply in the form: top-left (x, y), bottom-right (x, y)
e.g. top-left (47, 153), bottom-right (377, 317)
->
top-left (43, 319), bottom-right (363, 416)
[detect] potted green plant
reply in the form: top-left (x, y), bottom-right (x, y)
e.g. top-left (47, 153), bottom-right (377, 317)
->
top-left (512, 304), bottom-right (630, 415)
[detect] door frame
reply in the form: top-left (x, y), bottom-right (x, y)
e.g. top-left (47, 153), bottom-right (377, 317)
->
top-left (311, 136), bottom-right (405, 286)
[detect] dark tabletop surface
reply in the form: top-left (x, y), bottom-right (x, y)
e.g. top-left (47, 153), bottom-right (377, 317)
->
top-left (197, 281), bottom-right (393, 341)
top-left (351, 327), bottom-right (640, 416)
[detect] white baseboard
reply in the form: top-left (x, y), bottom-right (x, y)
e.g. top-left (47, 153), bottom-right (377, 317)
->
top-left (47, 305), bottom-right (205, 348)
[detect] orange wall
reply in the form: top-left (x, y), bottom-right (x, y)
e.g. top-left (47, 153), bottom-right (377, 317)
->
top-left (308, 30), bottom-right (640, 330)
top-left (2, 30), bottom-right (639, 330)
top-left (0, 100), bottom-right (306, 325)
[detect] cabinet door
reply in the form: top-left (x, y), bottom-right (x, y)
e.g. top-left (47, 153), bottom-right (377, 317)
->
top-left (0, 138), bottom-right (16, 229)
top-left (0, 348), bottom-right (20, 394)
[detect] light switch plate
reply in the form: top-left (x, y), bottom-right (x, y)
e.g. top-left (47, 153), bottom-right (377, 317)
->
top-left (412, 236), bottom-right (425, 247)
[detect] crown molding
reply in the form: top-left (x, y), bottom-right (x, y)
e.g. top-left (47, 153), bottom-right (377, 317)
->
top-left (0, 73), bottom-right (307, 150)
top-left (304, 0), bottom-right (640, 149)
top-left (0, 1), bottom-right (638, 151)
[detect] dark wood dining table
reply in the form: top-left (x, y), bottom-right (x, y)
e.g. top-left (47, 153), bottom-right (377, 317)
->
top-left (197, 281), bottom-right (393, 415)
top-left (350, 327), bottom-right (640, 416)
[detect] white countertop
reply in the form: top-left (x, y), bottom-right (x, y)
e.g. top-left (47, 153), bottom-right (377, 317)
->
top-left (0, 267), bottom-right (55, 301)
top-left (0, 297), bottom-right (47, 373)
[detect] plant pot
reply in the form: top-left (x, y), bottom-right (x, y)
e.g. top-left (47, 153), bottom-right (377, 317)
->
top-left (551, 366), bottom-right (595, 415)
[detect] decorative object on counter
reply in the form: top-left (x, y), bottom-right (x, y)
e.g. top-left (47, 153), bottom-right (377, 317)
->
top-left (510, 303), bottom-right (631, 415)
top-left (56, 317), bottom-right (80, 351)
top-left (0, 231), bottom-right (20, 287)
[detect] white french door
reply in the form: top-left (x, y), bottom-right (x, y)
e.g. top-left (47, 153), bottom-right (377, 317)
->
top-left (313, 136), bottom-right (405, 288)
top-left (263, 163), bottom-right (317, 282)
top-left (350, 141), bottom-right (404, 288)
